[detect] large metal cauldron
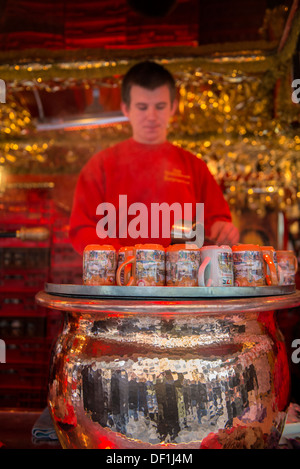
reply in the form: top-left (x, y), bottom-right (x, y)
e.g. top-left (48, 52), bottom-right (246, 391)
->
top-left (36, 285), bottom-right (300, 449)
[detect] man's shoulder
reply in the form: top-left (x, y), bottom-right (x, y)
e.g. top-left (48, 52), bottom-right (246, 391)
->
top-left (169, 141), bottom-right (208, 167)
top-left (86, 139), bottom-right (130, 165)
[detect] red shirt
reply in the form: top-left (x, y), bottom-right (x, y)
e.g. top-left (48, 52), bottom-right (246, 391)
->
top-left (69, 138), bottom-right (232, 254)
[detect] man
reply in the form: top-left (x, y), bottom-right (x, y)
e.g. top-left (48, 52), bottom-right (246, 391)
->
top-left (69, 61), bottom-right (239, 255)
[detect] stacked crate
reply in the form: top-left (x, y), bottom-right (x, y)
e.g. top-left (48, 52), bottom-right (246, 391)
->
top-left (0, 185), bottom-right (60, 408)
top-left (50, 208), bottom-right (82, 286)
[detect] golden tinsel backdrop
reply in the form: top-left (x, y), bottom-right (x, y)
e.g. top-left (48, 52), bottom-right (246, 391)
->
top-left (0, 45), bottom-right (299, 222)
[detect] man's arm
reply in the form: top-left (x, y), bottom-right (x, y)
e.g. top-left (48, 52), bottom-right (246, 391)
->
top-left (207, 220), bottom-right (240, 246)
top-left (197, 159), bottom-right (239, 246)
top-left (69, 156), bottom-right (121, 255)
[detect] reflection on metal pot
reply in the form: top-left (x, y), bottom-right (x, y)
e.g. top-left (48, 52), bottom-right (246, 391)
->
top-left (47, 306), bottom-right (290, 449)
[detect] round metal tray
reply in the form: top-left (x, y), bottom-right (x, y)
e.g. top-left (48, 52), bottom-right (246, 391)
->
top-left (44, 282), bottom-right (296, 300)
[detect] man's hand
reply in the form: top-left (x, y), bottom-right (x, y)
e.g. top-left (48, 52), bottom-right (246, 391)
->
top-left (208, 221), bottom-right (239, 246)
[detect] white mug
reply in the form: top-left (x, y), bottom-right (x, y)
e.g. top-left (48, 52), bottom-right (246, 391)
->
top-left (198, 245), bottom-right (234, 287)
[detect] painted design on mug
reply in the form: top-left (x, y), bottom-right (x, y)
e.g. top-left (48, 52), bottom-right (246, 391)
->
top-left (277, 251), bottom-right (298, 285)
top-left (272, 251), bottom-right (279, 279)
top-left (218, 251), bottom-right (234, 285)
top-left (166, 249), bottom-right (201, 286)
top-left (233, 250), bottom-right (265, 286)
top-left (135, 249), bottom-right (165, 286)
top-left (198, 245), bottom-right (233, 287)
top-left (118, 251), bottom-right (126, 264)
top-left (83, 247), bottom-right (117, 285)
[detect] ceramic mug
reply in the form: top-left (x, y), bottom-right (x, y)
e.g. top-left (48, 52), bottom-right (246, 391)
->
top-left (166, 244), bottom-right (200, 286)
top-left (260, 246), bottom-right (279, 286)
top-left (198, 245), bottom-right (234, 287)
top-left (276, 250), bottom-right (298, 285)
top-left (83, 244), bottom-right (117, 286)
top-left (117, 246), bottom-right (136, 285)
top-left (116, 244), bottom-right (165, 286)
top-left (232, 244), bottom-right (265, 287)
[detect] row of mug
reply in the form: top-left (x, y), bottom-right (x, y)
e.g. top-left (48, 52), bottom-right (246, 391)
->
top-left (83, 243), bottom-right (298, 287)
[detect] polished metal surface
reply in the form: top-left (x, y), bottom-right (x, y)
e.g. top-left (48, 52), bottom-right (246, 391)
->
top-left (44, 282), bottom-right (296, 300)
top-left (37, 289), bottom-right (300, 316)
top-left (37, 288), bottom-right (300, 449)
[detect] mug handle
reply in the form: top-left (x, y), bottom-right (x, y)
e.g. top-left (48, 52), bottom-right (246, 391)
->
top-left (263, 253), bottom-right (278, 286)
top-left (278, 265), bottom-right (284, 285)
top-left (294, 254), bottom-right (298, 273)
top-left (116, 256), bottom-right (135, 286)
top-left (198, 257), bottom-right (212, 287)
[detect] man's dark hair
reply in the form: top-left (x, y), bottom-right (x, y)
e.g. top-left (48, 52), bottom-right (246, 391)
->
top-left (121, 61), bottom-right (176, 107)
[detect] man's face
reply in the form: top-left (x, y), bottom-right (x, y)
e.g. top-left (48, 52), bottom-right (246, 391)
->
top-left (121, 84), bottom-right (177, 145)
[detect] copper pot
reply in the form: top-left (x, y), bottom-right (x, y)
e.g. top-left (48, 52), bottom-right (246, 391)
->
top-left (36, 290), bottom-right (299, 449)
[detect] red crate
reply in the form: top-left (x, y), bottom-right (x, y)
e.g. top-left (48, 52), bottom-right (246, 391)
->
top-left (0, 338), bottom-right (53, 408)
top-left (0, 370), bottom-right (49, 409)
top-left (0, 269), bottom-right (49, 293)
top-left (0, 317), bottom-right (47, 339)
top-left (50, 267), bottom-right (82, 285)
top-left (45, 310), bottom-right (63, 340)
top-left (0, 248), bottom-right (50, 269)
top-left (0, 292), bottom-right (46, 312)
top-left (0, 389), bottom-right (48, 409)
top-left (51, 242), bottom-right (82, 268)
top-left (0, 367), bottom-right (49, 384)
top-left (2, 338), bottom-right (52, 365)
